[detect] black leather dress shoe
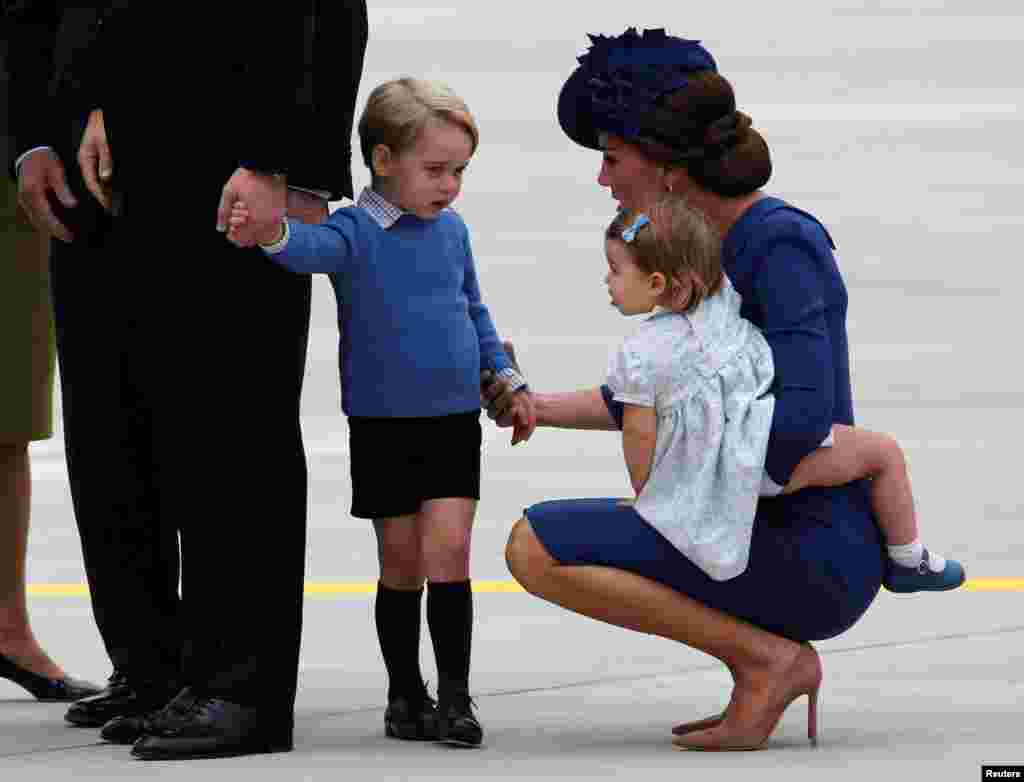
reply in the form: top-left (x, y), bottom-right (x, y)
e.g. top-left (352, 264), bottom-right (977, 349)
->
top-left (0, 653), bottom-right (103, 702)
top-left (437, 691), bottom-right (483, 748)
top-left (100, 710), bottom-right (159, 744)
top-left (385, 692), bottom-right (439, 741)
top-left (65, 671), bottom-right (177, 728)
top-left (131, 689), bottom-right (293, 760)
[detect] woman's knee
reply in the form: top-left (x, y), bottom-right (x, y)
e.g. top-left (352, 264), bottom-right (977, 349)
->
top-left (505, 517), bottom-right (551, 587)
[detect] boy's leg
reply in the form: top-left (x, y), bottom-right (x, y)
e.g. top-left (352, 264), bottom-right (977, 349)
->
top-left (421, 498), bottom-right (476, 686)
top-left (420, 498), bottom-right (481, 746)
top-left (783, 424), bottom-right (917, 545)
top-left (373, 515), bottom-right (429, 701)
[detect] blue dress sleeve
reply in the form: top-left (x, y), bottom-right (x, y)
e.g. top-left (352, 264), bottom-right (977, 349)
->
top-left (753, 240), bottom-right (835, 485)
top-left (262, 210), bottom-right (359, 275)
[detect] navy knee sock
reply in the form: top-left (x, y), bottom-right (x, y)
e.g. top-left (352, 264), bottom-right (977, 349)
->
top-left (426, 580), bottom-right (473, 700)
top-left (375, 583), bottom-right (427, 702)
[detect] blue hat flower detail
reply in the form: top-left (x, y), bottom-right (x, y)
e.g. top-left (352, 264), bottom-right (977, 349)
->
top-left (558, 28), bottom-right (718, 151)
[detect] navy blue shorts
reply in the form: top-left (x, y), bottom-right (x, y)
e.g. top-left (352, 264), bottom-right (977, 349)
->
top-left (525, 486), bottom-right (885, 642)
top-left (349, 410), bottom-right (482, 519)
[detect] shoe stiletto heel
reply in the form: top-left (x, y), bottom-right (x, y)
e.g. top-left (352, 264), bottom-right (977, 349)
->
top-left (671, 644), bottom-right (822, 752)
top-left (807, 685), bottom-right (819, 746)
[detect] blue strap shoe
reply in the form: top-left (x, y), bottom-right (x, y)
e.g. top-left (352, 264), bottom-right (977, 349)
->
top-left (884, 549), bottom-right (965, 593)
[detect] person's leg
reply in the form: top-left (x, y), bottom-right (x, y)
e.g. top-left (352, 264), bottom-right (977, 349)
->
top-left (163, 249), bottom-right (310, 729)
top-left (421, 497), bottom-right (480, 746)
top-left (421, 497), bottom-right (476, 686)
top-left (0, 441), bottom-right (63, 678)
top-left (373, 513), bottom-right (440, 741)
top-left (373, 515), bottom-right (428, 700)
top-left (784, 425), bottom-right (915, 543)
top-left (784, 425), bottom-right (962, 590)
top-left (505, 518), bottom-right (821, 750)
top-left (50, 233), bottom-right (183, 703)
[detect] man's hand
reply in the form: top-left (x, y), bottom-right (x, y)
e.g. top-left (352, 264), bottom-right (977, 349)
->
top-left (77, 109), bottom-right (114, 211)
top-left (287, 189), bottom-right (329, 224)
top-left (217, 168), bottom-right (287, 246)
top-left (16, 149), bottom-right (77, 242)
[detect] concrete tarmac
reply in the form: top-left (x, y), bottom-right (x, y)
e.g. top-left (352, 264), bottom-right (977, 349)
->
top-left (4, 0), bottom-right (1022, 778)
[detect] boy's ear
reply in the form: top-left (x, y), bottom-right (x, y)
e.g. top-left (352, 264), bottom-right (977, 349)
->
top-left (372, 144), bottom-right (393, 177)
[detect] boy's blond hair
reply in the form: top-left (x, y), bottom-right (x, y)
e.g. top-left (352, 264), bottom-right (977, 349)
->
top-left (607, 194), bottom-right (724, 314)
top-left (358, 77), bottom-right (479, 178)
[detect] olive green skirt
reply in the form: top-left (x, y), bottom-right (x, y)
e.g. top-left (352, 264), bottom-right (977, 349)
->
top-left (0, 177), bottom-right (55, 442)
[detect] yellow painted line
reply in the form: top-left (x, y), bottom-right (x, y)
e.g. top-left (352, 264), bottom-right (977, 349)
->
top-left (28, 584), bottom-right (90, 597)
top-left (960, 578), bottom-right (1024, 592)
top-left (26, 580), bottom-right (527, 598)
top-left (24, 578), bottom-right (1024, 599)
top-left (305, 580), bottom-right (529, 595)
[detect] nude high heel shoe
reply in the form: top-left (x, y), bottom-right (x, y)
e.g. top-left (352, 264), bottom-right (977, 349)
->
top-left (671, 711), bottom-right (725, 736)
top-left (671, 643), bottom-right (822, 752)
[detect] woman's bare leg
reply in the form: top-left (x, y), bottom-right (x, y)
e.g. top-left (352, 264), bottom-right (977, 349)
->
top-left (505, 518), bottom-right (821, 749)
top-left (0, 442), bottom-right (64, 678)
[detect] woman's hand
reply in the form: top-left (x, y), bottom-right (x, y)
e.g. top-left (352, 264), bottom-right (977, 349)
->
top-left (482, 340), bottom-right (523, 426)
top-left (77, 109), bottom-right (114, 212)
top-left (510, 390), bottom-right (537, 445)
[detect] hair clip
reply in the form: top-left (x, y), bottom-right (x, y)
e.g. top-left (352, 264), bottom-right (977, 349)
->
top-left (622, 214), bottom-right (650, 243)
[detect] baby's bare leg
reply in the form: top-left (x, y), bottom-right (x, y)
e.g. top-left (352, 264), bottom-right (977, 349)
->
top-left (783, 425), bottom-right (917, 546)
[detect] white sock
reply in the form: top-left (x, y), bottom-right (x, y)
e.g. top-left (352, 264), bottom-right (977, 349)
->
top-left (887, 539), bottom-right (946, 572)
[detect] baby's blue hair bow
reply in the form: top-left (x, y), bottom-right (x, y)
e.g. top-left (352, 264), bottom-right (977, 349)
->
top-left (622, 214), bottom-right (650, 243)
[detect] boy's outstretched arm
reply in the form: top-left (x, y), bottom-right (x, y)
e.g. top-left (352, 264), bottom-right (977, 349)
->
top-left (228, 202), bottom-right (357, 274)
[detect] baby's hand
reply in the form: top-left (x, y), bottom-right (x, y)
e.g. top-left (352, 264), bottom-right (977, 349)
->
top-left (227, 200), bottom-right (283, 248)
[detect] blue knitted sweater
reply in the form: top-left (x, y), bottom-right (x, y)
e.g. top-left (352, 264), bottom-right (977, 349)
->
top-left (266, 207), bottom-right (512, 417)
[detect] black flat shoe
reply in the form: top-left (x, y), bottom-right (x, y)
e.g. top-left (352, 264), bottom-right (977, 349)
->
top-left (131, 688), bottom-right (293, 760)
top-left (65, 671), bottom-right (178, 727)
top-left (437, 691), bottom-right (483, 748)
top-left (385, 692), bottom-right (439, 741)
top-left (0, 653), bottom-right (103, 703)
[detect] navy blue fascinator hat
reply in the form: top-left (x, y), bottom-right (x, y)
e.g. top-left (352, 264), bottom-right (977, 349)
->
top-left (558, 28), bottom-right (718, 151)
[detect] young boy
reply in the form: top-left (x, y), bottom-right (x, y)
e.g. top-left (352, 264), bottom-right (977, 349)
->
top-left (228, 77), bottom-right (535, 748)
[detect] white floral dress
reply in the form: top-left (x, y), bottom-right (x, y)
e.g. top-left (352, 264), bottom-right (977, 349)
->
top-left (606, 278), bottom-right (775, 581)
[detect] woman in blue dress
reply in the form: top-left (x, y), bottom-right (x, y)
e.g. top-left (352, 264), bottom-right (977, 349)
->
top-left (502, 28), bottom-right (886, 751)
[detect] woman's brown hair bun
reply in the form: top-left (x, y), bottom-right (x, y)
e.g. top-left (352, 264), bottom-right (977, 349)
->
top-left (643, 73), bottom-right (772, 197)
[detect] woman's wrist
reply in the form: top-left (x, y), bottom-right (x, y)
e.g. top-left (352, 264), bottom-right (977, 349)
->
top-left (532, 393), bottom-right (551, 427)
top-left (532, 388), bottom-right (617, 431)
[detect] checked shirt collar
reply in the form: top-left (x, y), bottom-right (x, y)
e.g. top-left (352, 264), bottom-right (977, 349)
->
top-left (356, 188), bottom-right (406, 229)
